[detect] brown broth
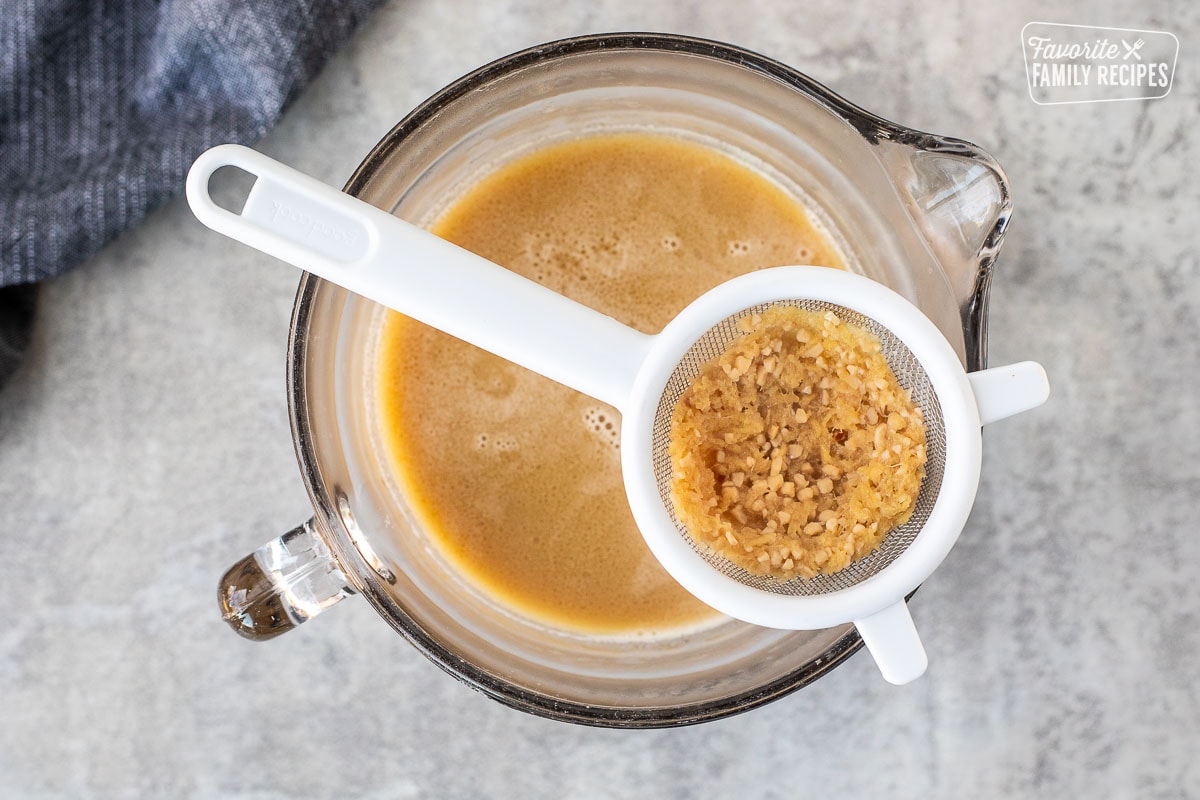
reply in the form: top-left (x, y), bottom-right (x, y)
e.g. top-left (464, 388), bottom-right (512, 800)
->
top-left (375, 133), bottom-right (846, 635)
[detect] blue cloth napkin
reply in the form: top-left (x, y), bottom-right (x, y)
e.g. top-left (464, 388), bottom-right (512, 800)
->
top-left (0, 0), bottom-right (385, 386)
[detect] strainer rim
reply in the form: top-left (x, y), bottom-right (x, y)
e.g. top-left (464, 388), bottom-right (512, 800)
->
top-left (619, 266), bottom-right (983, 629)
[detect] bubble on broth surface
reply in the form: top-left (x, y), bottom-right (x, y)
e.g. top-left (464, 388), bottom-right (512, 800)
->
top-left (583, 405), bottom-right (621, 450)
top-left (475, 432), bottom-right (519, 452)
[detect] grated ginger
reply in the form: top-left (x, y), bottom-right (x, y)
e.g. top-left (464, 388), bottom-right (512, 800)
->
top-left (668, 305), bottom-right (927, 581)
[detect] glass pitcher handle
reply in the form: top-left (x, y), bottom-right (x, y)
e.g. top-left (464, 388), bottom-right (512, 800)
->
top-left (218, 518), bottom-right (354, 641)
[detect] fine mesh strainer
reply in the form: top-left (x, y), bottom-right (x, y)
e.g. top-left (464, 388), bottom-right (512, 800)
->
top-left (187, 144), bottom-right (1049, 685)
top-left (649, 299), bottom-right (947, 599)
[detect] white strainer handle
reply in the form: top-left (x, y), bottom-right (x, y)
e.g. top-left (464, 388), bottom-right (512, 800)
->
top-left (854, 600), bottom-right (928, 685)
top-left (186, 145), bottom-right (650, 410)
top-left (968, 361), bottom-right (1050, 426)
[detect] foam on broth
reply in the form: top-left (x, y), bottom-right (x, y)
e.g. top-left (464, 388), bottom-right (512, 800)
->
top-left (375, 133), bottom-right (847, 636)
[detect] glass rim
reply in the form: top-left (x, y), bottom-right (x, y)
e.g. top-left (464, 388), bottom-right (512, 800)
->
top-left (285, 31), bottom-right (968, 728)
top-left (344, 31), bottom-right (956, 198)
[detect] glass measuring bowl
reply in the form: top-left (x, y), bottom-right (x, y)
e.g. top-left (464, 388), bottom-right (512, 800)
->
top-left (217, 33), bottom-right (1011, 727)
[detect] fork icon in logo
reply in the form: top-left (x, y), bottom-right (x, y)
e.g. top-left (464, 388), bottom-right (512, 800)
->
top-left (1122, 38), bottom-right (1145, 60)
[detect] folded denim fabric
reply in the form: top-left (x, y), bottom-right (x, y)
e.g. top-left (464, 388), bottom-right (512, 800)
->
top-left (0, 284), bottom-right (35, 389)
top-left (0, 0), bottom-right (385, 387)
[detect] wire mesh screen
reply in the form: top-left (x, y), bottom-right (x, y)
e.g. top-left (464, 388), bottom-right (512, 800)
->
top-left (650, 299), bottom-right (947, 596)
